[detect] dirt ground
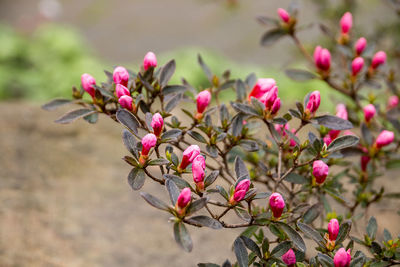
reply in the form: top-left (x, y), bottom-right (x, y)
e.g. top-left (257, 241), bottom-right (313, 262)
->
top-left (0, 102), bottom-right (399, 267)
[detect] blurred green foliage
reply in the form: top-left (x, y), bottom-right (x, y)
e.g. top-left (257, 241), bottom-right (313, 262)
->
top-left (0, 23), bottom-right (339, 111)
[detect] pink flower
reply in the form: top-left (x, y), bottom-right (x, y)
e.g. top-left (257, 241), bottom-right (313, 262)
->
top-left (388, 95), bottom-right (399, 109)
top-left (143, 51), bottom-right (157, 71)
top-left (232, 179), bottom-right (251, 202)
top-left (179, 145), bottom-right (201, 170)
top-left (118, 95), bottom-right (133, 111)
top-left (355, 37), bottom-right (367, 56)
top-left (192, 155), bottom-right (206, 183)
top-left (260, 86), bottom-right (278, 109)
top-left (269, 192), bottom-right (285, 218)
top-left (336, 104), bottom-right (348, 120)
top-left (351, 57), bottom-right (364, 76)
top-left (324, 135), bottom-right (333, 146)
top-left (81, 73), bottom-right (96, 97)
top-left (275, 123), bottom-right (289, 136)
top-left (371, 51), bottom-right (387, 69)
top-left (361, 155), bottom-right (371, 172)
top-left (314, 46), bottom-right (331, 71)
top-left (196, 90), bottom-right (211, 114)
top-left (277, 8), bottom-right (290, 23)
top-left (305, 91), bottom-right (321, 115)
top-left (151, 113), bottom-right (164, 137)
top-left (113, 66), bottom-right (130, 87)
top-left (176, 187), bottom-right (191, 209)
top-left (270, 97), bottom-right (281, 115)
top-left (328, 219), bottom-right (340, 241)
top-left (115, 84), bottom-right (130, 98)
top-left (334, 248), bottom-right (351, 267)
top-left (375, 130), bottom-right (395, 148)
top-left (140, 133), bottom-right (157, 156)
top-left (340, 12), bottom-right (353, 34)
top-left (313, 160), bottom-right (329, 184)
top-left (248, 78), bottom-right (276, 101)
top-left (282, 248), bottom-right (296, 266)
top-left (363, 104), bottom-right (376, 123)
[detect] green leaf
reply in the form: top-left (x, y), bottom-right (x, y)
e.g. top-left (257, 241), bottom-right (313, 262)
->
top-left (235, 156), bottom-right (249, 179)
top-left (147, 158), bottom-right (170, 165)
top-left (161, 129), bottom-right (182, 141)
top-left (159, 60), bottom-right (176, 87)
top-left (383, 228), bottom-right (392, 242)
top-left (275, 222), bottom-right (306, 253)
top-left (188, 130), bottom-right (207, 143)
top-left (174, 221), bottom-right (193, 252)
top-left (317, 253), bottom-right (334, 267)
top-left (198, 264), bottom-right (220, 267)
top-left (302, 204), bottom-right (320, 224)
top-left (297, 222), bottom-right (325, 247)
top-left (260, 28), bottom-right (286, 46)
top-left (285, 69), bottom-right (317, 81)
top-left (222, 260), bottom-right (231, 267)
top-left (270, 240), bottom-right (291, 257)
top-left (239, 236), bottom-right (262, 258)
top-left (235, 79), bottom-right (247, 102)
top-left (336, 220), bottom-right (352, 245)
top-left (163, 174), bottom-right (192, 190)
top-left (239, 140), bottom-right (259, 152)
top-left (42, 98), bottom-right (72, 111)
top-left (327, 135), bottom-right (359, 152)
top-left (231, 102), bottom-right (260, 117)
top-left (140, 192), bottom-right (170, 211)
top-left (163, 85), bottom-right (187, 95)
top-left (284, 173), bottom-right (308, 184)
top-left (370, 262), bottom-right (391, 267)
top-left (187, 215), bottom-right (222, 229)
top-left (204, 171), bottom-right (219, 187)
top-left (206, 144), bottom-right (218, 158)
top-left (116, 109), bottom-right (140, 135)
top-left (367, 216), bottom-right (377, 240)
top-left (231, 114), bottom-right (244, 137)
top-left (385, 160), bottom-right (400, 169)
top-left (165, 93), bottom-right (181, 113)
top-left (122, 129), bottom-right (138, 157)
top-left (166, 179), bottom-right (180, 205)
top-left (313, 115), bottom-right (353, 130)
top-left (127, 168), bottom-right (146, 190)
top-left (234, 236), bottom-right (249, 267)
top-left (186, 198), bottom-right (207, 215)
top-left (350, 255), bottom-right (366, 267)
top-left (216, 185), bottom-right (229, 200)
top-left (361, 123), bottom-right (373, 145)
top-left (54, 108), bottom-right (96, 124)
top-left (83, 112), bottom-right (98, 124)
top-left (241, 226), bottom-right (259, 238)
top-left (198, 54), bottom-right (213, 82)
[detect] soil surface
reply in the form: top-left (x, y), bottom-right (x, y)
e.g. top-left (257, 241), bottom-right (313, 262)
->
top-left (0, 102), bottom-right (399, 267)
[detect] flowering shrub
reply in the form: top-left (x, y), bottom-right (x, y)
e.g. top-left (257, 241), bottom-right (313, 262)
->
top-left (43, 3), bottom-right (400, 267)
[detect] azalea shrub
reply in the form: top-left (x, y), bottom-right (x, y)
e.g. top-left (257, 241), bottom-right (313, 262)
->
top-left (43, 3), bottom-right (400, 267)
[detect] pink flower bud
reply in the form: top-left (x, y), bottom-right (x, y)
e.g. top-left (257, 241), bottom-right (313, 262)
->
top-left (141, 133), bottom-right (157, 156)
top-left (388, 95), bottom-right (399, 109)
top-left (81, 73), bottom-right (96, 97)
top-left (233, 179), bottom-right (251, 202)
top-left (115, 84), bottom-right (130, 98)
top-left (351, 57), bottom-right (364, 76)
top-left (355, 37), bottom-right (367, 56)
top-left (289, 128), bottom-right (297, 147)
top-left (305, 91), bottom-right (321, 115)
top-left (269, 192), bottom-right (285, 218)
top-left (271, 97), bottom-right (281, 115)
top-left (371, 51), bottom-right (387, 69)
top-left (176, 187), bottom-right (191, 209)
top-left (277, 8), bottom-right (290, 23)
top-left (328, 218), bottom-right (340, 241)
top-left (113, 66), bottom-right (129, 87)
top-left (151, 113), bottom-right (164, 137)
top-left (375, 130), bottom-right (395, 148)
top-left (324, 135), bottom-right (333, 146)
top-left (274, 123), bottom-right (289, 136)
top-left (314, 46), bottom-right (331, 71)
top-left (334, 248), bottom-right (351, 267)
top-left (282, 248), bottom-right (296, 266)
top-left (196, 90), bottom-right (211, 114)
top-left (363, 104), bottom-right (376, 123)
top-left (192, 155), bottom-right (206, 183)
top-left (179, 145), bottom-right (201, 170)
top-left (361, 155), bottom-right (370, 172)
top-left (143, 51), bottom-right (157, 71)
top-left (260, 86), bottom-right (278, 110)
top-left (118, 95), bottom-right (133, 111)
top-left (248, 78), bottom-right (276, 101)
top-left (336, 104), bottom-right (348, 120)
top-left (313, 160), bottom-right (329, 184)
top-left (340, 12), bottom-right (353, 34)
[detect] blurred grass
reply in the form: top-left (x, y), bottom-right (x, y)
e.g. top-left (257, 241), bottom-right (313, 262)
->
top-left (0, 23), bottom-right (341, 111)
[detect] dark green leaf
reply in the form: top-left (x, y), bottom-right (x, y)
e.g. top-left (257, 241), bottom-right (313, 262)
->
top-left (122, 129), bottom-right (138, 157)
top-left (42, 99), bottom-right (72, 111)
top-left (361, 123), bottom-right (373, 145)
top-left (235, 79), bottom-right (247, 101)
top-left (161, 129), bottom-right (182, 141)
top-left (83, 112), bottom-right (98, 124)
top-left (163, 174), bottom-right (192, 189)
top-left (166, 179), bottom-right (180, 205)
top-left (350, 254), bottom-right (366, 267)
top-left (231, 114), bottom-right (244, 137)
top-left (367, 216), bottom-right (377, 240)
top-left (313, 115), bottom-right (353, 130)
top-left (371, 241), bottom-right (382, 254)
top-left (270, 241), bottom-right (291, 257)
top-left (163, 85), bottom-right (187, 95)
top-left (222, 260), bottom-right (231, 267)
top-left (260, 28), bottom-right (286, 46)
top-left (160, 60), bottom-right (176, 88)
top-left (285, 69), bottom-right (317, 81)
top-left (275, 222), bottom-right (306, 253)
top-left (234, 236), bottom-right (249, 267)
top-left (140, 192), bottom-right (170, 211)
top-left (174, 221), bottom-right (193, 252)
top-left (383, 228), bottom-right (392, 242)
top-left (116, 109), bottom-right (140, 134)
top-left (55, 108), bottom-right (95, 124)
top-left (303, 204), bottom-right (320, 224)
top-left (239, 236), bottom-right (262, 258)
top-left (239, 140), bottom-right (259, 152)
top-left (204, 170), bottom-right (219, 187)
top-left (216, 185), bottom-right (229, 200)
top-left (128, 168), bottom-right (146, 190)
top-left (317, 253), bottom-right (334, 267)
top-left (297, 222), bottom-right (325, 247)
top-left (198, 264), bottom-right (220, 267)
top-left (188, 130), bottom-right (207, 143)
top-left (327, 135), bottom-right (359, 152)
top-left (285, 173), bottom-right (308, 184)
top-left (187, 215), bottom-right (222, 229)
top-left (336, 220), bottom-right (352, 245)
top-left (235, 156), bottom-right (249, 179)
top-left (206, 144), bottom-right (218, 158)
top-left (198, 54), bottom-right (213, 81)
top-left (147, 158), bottom-right (169, 165)
top-left (231, 102), bottom-right (260, 117)
top-left (186, 198), bottom-right (207, 215)
top-left (165, 93), bottom-right (181, 113)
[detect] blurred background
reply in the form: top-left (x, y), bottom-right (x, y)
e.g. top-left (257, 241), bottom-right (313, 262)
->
top-left (0, 0), bottom-right (399, 266)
